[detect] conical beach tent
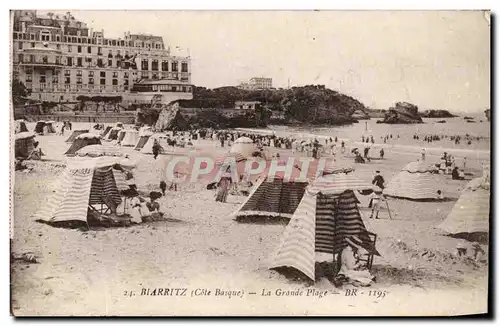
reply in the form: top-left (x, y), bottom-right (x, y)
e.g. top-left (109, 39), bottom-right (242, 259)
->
top-left (101, 126), bottom-right (112, 138)
top-left (15, 120), bottom-right (28, 133)
top-left (384, 160), bottom-right (440, 200)
top-left (140, 134), bottom-right (170, 155)
top-left (230, 137), bottom-right (256, 157)
top-left (437, 179), bottom-right (490, 235)
top-left (34, 121), bottom-right (46, 134)
top-left (65, 133), bottom-right (102, 156)
top-left (34, 156), bottom-right (135, 227)
top-left (104, 127), bottom-right (122, 141)
top-left (44, 121), bottom-right (56, 134)
top-left (116, 130), bottom-right (127, 143)
top-left (15, 132), bottom-right (36, 159)
top-left (268, 173), bottom-right (377, 281)
top-left (231, 161), bottom-right (309, 220)
top-left (65, 129), bottom-right (89, 143)
top-left (134, 131), bottom-right (153, 151)
top-left (121, 130), bottom-right (139, 147)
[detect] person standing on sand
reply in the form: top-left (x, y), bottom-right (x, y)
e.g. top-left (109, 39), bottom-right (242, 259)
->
top-left (421, 149), bottom-right (426, 161)
top-left (341, 141), bottom-right (345, 153)
top-left (379, 148), bottom-right (384, 159)
top-left (372, 170), bottom-right (385, 189)
top-left (368, 187), bottom-right (385, 219)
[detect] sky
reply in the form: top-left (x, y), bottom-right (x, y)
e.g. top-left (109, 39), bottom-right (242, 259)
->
top-left (39, 10), bottom-right (490, 113)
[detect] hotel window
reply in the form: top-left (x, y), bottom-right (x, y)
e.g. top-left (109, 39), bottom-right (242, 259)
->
top-left (124, 72), bottom-right (129, 78)
top-left (97, 47), bottom-right (102, 55)
top-left (77, 38), bottom-right (81, 44)
top-left (182, 86), bottom-right (187, 92)
top-left (187, 86), bottom-right (191, 92)
top-left (89, 77), bottom-right (94, 84)
top-left (181, 62), bottom-right (188, 73)
top-left (171, 61), bottom-right (178, 72)
top-left (56, 44), bottom-right (60, 50)
top-left (63, 36), bottom-right (67, 42)
top-left (64, 70), bottom-right (70, 76)
top-left (97, 58), bottom-right (103, 67)
top-left (52, 76), bottom-right (59, 84)
top-left (77, 77), bottom-right (82, 84)
top-left (13, 33), bottom-right (17, 40)
top-left (77, 57), bottom-right (82, 67)
top-left (108, 51), bottom-right (113, 58)
top-left (77, 46), bottom-right (82, 53)
top-left (87, 46), bottom-right (92, 54)
top-left (68, 45), bottom-right (72, 52)
top-left (18, 42), bottom-right (22, 50)
top-left (42, 56), bottom-right (48, 64)
top-left (77, 84), bottom-right (82, 90)
top-left (37, 74), bottom-right (44, 83)
top-left (100, 78), bottom-right (106, 85)
top-left (113, 72), bottom-right (118, 78)
top-left (112, 40), bottom-right (116, 46)
top-left (72, 37), bottom-right (77, 43)
top-left (18, 54), bottom-right (23, 63)
top-left (31, 42), bottom-right (35, 48)
top-left (65, 77), bottom-right (70, 84)
top-left (171, 86), bottom-right (177, 92)
top-left (108, 59), bottom-right (113, 67)
top-left (89, 71), bottom-right (94, 77)
top-left (77, 70), bottom-right (82, 76)
top-left (112, 79), bottom-right (118, 86)
top-left (30, 34), bottom-right (35, 40)
top-left (56, 35), bottom-right (60, 42)
top-left (100, 71), bottom-right (106, 78)
top-left (141, 59), bottom-right (149, 71)
top-left (124, 79), bottom-right (129, 86)
top-left (26, 74), bottom-right (32, 82)
top-left (141, 71), bottom-right (148, 78)
top-left (152, 73), bottom-right (158, 80)
top-left (152, 60), bottom-right (159, 71)
top-left (67, 57), bottom-right (73, 66)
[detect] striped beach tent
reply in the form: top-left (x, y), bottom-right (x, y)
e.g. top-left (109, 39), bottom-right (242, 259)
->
top-left (34, 156), bottom-right (135, 226)
top-left (15, 132), bottom-right (36, 159)
top-left (100, 126), bottom-right (112, 138)
top-left (44, 121), bottom-right (56, 134)
top-left (268, 173), bottom-right (377, 281)
top-left (64, 133), bottom-right (102, 156)
top-left (437, 179), bottom-right (490, 235)
top-left (134, 131), bottom-right (154, 151)
top-left (384, 160), bottom-right (441, 200)
top-left (65, 129), bottom-right (90, 143)
top-left (14, 119), bottom-right (28, 133)
top-left (116, 130), bottom-right (127, 144)
top-left (75, 144), bottom-right (123, 158)
top-left (104, 127), bottom-right (122, 141)
top-left (120, 130), bottom-right (140, 147)
top-left (140, 134), bottom-right (170, 155)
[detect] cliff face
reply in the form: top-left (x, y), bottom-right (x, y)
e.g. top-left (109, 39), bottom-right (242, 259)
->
top-left (419, 110), bottom-right (457, 118)
top-left (377, 102), bottom-right (424, 124)
top-left (154, 103), bottom-right (189, 131)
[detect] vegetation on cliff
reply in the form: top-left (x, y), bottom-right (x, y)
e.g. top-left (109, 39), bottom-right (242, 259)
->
top-left (191, 85), bottom-right (366, 125)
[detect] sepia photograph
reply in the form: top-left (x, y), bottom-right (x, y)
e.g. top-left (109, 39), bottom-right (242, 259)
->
top-left (9, 9), bottom-right (491, 316)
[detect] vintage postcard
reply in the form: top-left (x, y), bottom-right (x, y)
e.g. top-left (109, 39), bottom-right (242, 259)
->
top-left (10, 10), bottom-right (490, 316)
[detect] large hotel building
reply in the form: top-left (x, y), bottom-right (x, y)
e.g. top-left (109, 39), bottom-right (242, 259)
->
top-left (11, 10), bottom-right (193, 105)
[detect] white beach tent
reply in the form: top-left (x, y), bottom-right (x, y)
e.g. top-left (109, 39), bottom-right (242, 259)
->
top-left (384, 160), bottom-right (440, 200)
top-left (135, 130), bottom-right (154, 151)
top-left (267, 173), bottom-right (377, 281)
top-left (121, 130), bottom-right (140, 147)
top-left (436, 177), bottom-right (490, 235)
top-left (140, 133), bottom-right (170, 155)
top-left (230, 136), bottom-right (256, 157)
top-left (34, 156), bottom-right (135, 226)
top-left (75, 144), bottom-right (124, 158)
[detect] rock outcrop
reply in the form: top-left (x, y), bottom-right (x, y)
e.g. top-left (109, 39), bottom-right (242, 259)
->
top-left (154, 102), bottom-right (189, 131)
top-left (377, 102), bottom-right (423, 124)
top-left (351, 109), bottom-right (370, 120)
top-left (419, 109), bottom-right (457, 118)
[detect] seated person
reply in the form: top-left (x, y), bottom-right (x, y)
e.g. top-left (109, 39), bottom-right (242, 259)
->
top-left (436, 190), bottom-right (444, 201)
top-left (452, 167), bottom-right (465, 180)
top-left (338, 240), bottom-right (375, 286)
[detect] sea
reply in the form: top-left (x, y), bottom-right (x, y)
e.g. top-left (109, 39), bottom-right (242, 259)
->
top-left (238, 115), bottom-right (491, 162)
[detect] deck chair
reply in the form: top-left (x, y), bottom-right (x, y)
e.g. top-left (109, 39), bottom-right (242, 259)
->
top-left (355, 232), bottom-right (377, 270)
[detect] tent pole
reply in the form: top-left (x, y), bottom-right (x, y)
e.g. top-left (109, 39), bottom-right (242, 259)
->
top-left (385, 198), bottom-right (393, 220)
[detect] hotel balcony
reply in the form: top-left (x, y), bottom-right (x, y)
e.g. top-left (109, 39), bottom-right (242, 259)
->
top-left (19, 59), bottom-right (64, 69)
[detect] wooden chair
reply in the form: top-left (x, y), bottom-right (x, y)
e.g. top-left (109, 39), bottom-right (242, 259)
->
top-left (355, 232), bottom-right (377, 270)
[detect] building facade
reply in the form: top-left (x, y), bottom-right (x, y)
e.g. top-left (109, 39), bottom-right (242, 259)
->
top-left (237, 77), bottom-right (273, 90)
top-left (11, 10), bottom-right (193, 105)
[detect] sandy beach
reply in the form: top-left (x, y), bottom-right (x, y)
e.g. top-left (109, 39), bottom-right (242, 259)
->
top-left (11, 122), bottom-right (489, 316)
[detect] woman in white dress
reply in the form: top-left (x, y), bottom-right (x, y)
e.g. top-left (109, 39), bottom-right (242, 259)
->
top-left (338, 242), bottom-right (375, 286)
